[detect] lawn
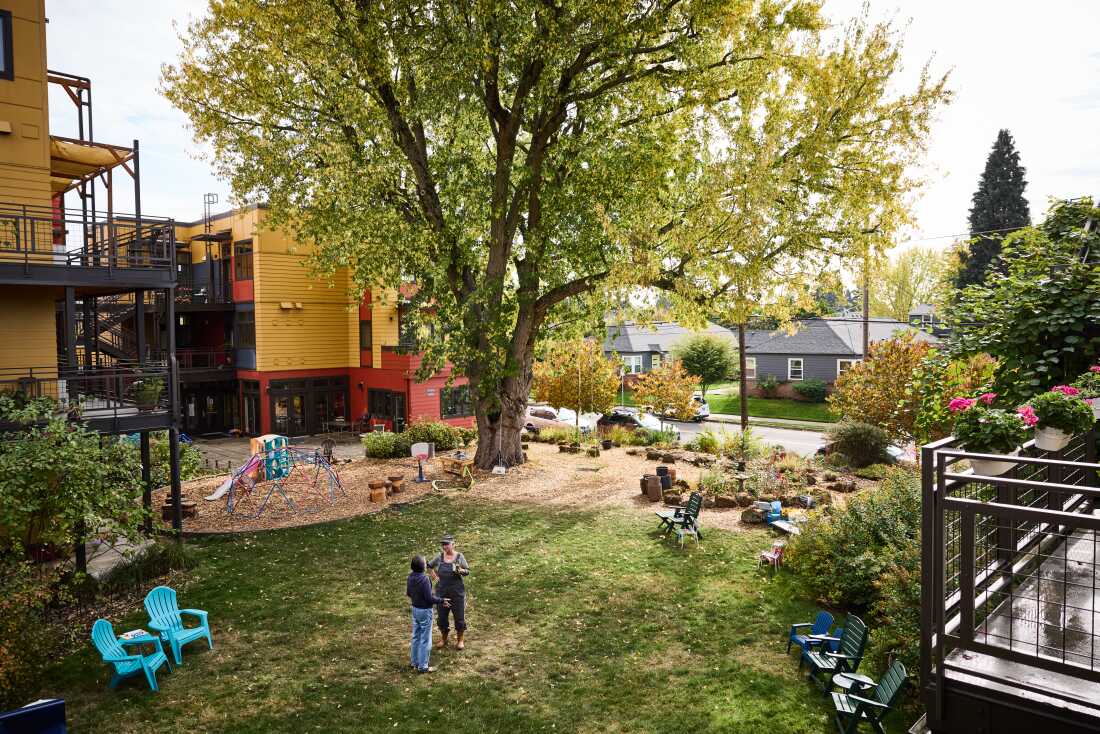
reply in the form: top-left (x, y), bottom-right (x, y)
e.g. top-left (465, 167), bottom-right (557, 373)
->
top-left (620, 387), bottom-right (836, 423)
top-left (40, 497), bottom-right (910, 733)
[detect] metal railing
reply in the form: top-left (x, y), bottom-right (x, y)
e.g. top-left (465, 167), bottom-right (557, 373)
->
top-left (176, 347), bottom-right (233, 371)
top-left (0, 364), bottom-right (172, 426)
top-left (0, 204), bottom-right (175, 273)
top-left (922, 430), bottom-right (1100, 720)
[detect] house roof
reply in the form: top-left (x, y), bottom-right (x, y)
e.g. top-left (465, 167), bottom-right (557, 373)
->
top-left (908, 303), bottom-right (936, 316)
top-left (602, 321), bottom-right (767, 355)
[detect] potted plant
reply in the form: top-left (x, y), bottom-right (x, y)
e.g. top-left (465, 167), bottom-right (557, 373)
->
top-left (133, 377), bottom-right (164, 412)
top-left (1072, 366), bottom-right (1100, 420)
top-left (1025, 386), bottom-right (1095, 451)
top-left (950, 394), bottom-right (1028, 475)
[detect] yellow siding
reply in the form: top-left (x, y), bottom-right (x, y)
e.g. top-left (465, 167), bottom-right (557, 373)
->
top-left (175, 208), bottom-right (260, 262)
top-left (0, 286), bottom-right (56, 370)
top-left (370, 292), bottom-right (400, 367)
top-left (0, 0), bottom-right (50, 208)
top-left (252, 209), bottom-right (358, 371)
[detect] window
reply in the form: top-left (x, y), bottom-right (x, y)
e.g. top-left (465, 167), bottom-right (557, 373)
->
top-left (920, 314), bottom-right (933, 327)
top-left (359, 320), bottom-right (372, 351)
top-left (837, 359), bottom-right (861, 378)
top-left (236, 310), bottom-right (256, 348)
top-left (787, 358), bottom-right (804, 381)
top-left (744, 357), bottom-right (757, 380)
top-left (622, 355), bottom-right (644, 374)
top-left (0, 11), bottom-right (12, 81)
top-left (651, 353), bottom-right (662, 369)
top-left (441, 385), bottom-right (473, 418)
top-left (233, 240), bottom-right (253, 280)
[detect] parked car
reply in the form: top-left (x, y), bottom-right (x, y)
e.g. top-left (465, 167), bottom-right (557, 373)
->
top-left (659, 395), bottom-right (710, 422)
top-left (524, 405), bottom-right (569, 434)
top-left (597, 407), bottom-right (680, 440)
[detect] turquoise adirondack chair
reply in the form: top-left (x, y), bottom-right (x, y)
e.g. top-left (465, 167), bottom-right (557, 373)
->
top-left (787, 610), bottom-right (834, 655)
top-left (143, 586), bottom-right (213, 665)
top-left (831, 660), bottom-right (908, 734)
top-left (91, 619), bottom-right (171, 692)
top-left (802, 614), bottom-right (868, 693)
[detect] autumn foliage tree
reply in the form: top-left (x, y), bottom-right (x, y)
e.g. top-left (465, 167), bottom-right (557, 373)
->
top-left (164, 0), bottom-right (947, 468)
top-left (532, 340), bottom-right (620, 428)
top-left (827, 333), bottom-right (933, 443)
top-left (633, 360), bottom-right (698, 421)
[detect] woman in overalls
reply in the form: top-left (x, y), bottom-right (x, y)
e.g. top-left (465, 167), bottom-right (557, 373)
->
top-left (428, 534), bottom-right (469, 649)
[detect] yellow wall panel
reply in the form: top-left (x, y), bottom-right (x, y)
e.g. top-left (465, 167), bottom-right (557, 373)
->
top-left (0, 1), bottom-right (50, 208)
top-left (0, 286), bottom-right (56, 371)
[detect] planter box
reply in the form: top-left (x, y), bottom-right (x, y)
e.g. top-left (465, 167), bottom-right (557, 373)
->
top-left (1035, 427), bottom-right (1071, 452)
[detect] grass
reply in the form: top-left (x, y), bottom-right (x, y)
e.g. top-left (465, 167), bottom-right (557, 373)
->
top-left (45, 498), bottom-right (907, 733)
top-left (619, 387), bottom-right (837, 423)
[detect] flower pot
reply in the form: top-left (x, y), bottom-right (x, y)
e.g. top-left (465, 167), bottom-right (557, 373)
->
top-left (969, 449), bottom-right (1019, 477)
top-left (655, 466), bottom-right (669, 477)
top-left (1035, 427), bottom-right (1072, 452)
top-left (1090, 399), bottom-right (1100, 421)
top-left (601, 439), bottom-right (613, 450)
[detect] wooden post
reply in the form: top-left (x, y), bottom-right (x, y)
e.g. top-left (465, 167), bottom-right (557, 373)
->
top-left (737, 323), bottom-right (749, 431)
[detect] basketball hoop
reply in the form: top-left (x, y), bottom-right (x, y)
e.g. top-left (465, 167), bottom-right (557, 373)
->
top-left (411, 442), bottom-right (431, 483)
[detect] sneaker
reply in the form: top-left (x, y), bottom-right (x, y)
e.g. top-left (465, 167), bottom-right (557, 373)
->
top-left (417, 666), bottom-right (437, 674)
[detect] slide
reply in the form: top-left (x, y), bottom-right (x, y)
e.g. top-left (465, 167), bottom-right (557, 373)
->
top-left (204, 454), bottom-right (263, 501)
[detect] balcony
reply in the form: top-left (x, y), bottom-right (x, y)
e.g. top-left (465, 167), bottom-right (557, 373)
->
top-left (0, 364), bottom-right (173, 434)
top-left (921, 430), bottom-right (1100, 732)
top-left (177, 347), bottom-right (234, 382)
top-left (0, 204), bottom-right (176, 289)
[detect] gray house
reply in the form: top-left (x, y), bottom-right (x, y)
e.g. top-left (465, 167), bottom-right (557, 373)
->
top-left (603, 316), bottom-right (939, 386)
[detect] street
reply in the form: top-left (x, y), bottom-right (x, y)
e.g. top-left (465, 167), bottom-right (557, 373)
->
top-left (661, 418), bottom-right (827, 457)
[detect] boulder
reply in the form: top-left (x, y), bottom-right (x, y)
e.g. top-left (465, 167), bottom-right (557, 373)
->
top-left (715, 495), bottom-right (740, 509)
top-left (626, 448), bottom-right (641, 456)
top-left (674, 478), bottom-right (691, 490)
top-left (646, 449), bottom-right (662, 461)
top-left (804, 474), bottom-right (817, 486)
top-left (735, 492), bottom-right (753, 508)
top-left (661, 453), bottom-right (678, 464)
top-left (663, 491), bottom-right (685, 505)
top-left (836, 479), bottom-right (857, 493)
top-left (823, 471), bottom-right (838, 482)
top-left (740, 506), bottom-right (766, 524)
top-left (702, 496), bottom-right (717, 508)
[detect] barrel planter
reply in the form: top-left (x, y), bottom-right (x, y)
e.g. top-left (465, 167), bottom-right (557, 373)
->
top-left (643, 475), bottom-right (663, 502)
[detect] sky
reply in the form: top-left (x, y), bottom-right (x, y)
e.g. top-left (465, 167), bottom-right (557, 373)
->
top-left (44, 0), bottom-right (1100, 249)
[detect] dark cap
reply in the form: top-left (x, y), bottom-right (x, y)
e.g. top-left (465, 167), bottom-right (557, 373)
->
top-left (440, 534), bottom-right (455, 545)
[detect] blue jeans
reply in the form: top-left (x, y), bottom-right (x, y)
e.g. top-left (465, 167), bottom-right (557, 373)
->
top-left (410, 606), bottom-right (434, 670)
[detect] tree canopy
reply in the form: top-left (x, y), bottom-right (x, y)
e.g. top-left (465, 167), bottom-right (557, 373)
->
top-left (950, 198), bottom-right (1100, 403)
top-left (956, 129), bottom-right (1030, 288)
top-left (532, 340), bottom-right (620, 425)
top-left (673, 334), bottom-right (736, 395)
top-left (869, 246), bottom-right (952, 322)
top-left (164, 0), bottom-right (948, 467)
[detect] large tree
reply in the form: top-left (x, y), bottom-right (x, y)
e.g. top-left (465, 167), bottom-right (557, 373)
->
top-left (165, 1), bottom-right (947, 468)
top-left (673, 334), bottom-right (735, 395)
top-left (869, 246), bottom-right (952, 321)
top-left (956, 129), bottom-right (1030, 288)
top-left (532, 340), bottom-right (620, 429)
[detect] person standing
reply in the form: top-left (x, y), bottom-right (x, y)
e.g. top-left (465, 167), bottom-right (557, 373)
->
top-left (428, 534), bottom-right (470, 650)
top-left (406, 554), bottom-right (449, 673)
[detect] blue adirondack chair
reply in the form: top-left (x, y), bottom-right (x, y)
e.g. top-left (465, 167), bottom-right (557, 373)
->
top-left (91, 619), bottom-right (170, 692)
top-left (787, 611), bottom-right (834, 654)
top-left (802, 615), bottom-right (869, 694)
top-left (0, 698), bottom-right (67, 733)
top-left (143, 586), bottom-right (213, 666)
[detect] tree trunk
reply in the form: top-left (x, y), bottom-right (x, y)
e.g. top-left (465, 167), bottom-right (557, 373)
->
top-left (738, 323), bottom-right (749, 430)
top-left (472, 376), bottom-right (529, 470)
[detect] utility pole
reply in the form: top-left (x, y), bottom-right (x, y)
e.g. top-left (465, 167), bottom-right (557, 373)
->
top-left (738, 323), bottom-right (749, 430)
top-left (862, 257), bottom-right (870, 359)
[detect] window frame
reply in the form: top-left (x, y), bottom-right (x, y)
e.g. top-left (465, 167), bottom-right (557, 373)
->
top-left (650, 352), bottom-right (662, 370)
top-left (441, 384), bottom-right (473, 418)
top-left (837, 358), bottom-right (861, 378)
top-left (622, 355), bottom-right (644, 374)
top-left (787, 358), bottom-right (804, 381)
top-left (233, 239), bottom-right (254, 281)
top-left (359, 320), bottom-right (372, 351)
top-left (744, 357), bottom-right (757, 380)
top-left (0, 11), bottom-right (13, 82)
top-left (235, 309), bottom-right (256, 349)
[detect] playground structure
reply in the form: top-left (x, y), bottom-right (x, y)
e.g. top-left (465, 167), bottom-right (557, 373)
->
top-left (204, 434), bottom-right (345, 519)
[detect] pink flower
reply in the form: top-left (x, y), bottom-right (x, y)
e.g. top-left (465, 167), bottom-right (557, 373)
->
top-left (948, 398), bottom-right (977, 413)
top-left (1051, 385), bottom-right (1080, 396)
top-left (1017, 405), bottom-right (1039, 427)
top-left (1090, 366), bottom-right (1100, 373)
top-left (979, 392), bottom-right (997, 405)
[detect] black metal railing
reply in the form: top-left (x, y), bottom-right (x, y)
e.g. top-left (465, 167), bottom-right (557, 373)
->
top-left (176, 347), bottom-right (233, 371)
top-left (0, 364), bottom-right (172, 426)
top-left (922, 429), bottom-right (1100, 722)
top-left (0, 203), bottom-right (175, 273)
top-left (175, 264), bottom-right (233, 305)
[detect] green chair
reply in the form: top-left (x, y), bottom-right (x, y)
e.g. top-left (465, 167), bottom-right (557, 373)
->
top-left (655, 492), bottom-right (704, 541)
top-left (802, 614), bottom-right (868, 693)
top-left (144, 585), bottom-right (213, 666)
top-left (91, 619), bottom-right (171, 692)
top-left (831, 660), bottom-right (908, 734)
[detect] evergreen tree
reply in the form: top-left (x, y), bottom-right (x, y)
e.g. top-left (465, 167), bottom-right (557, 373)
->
top-left (957, 129), bottom-right (1030, 287)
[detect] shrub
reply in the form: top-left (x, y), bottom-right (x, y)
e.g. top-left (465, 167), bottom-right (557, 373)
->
top-left (144, 432), bottom-right (206, 488)
top-left (698, 470), bottom-right (735, 495)
top-left (725, 427), bottom-right (765, 463)
top-left (787, 467), bottom-right (920, 609)
top-left (403, 419), bottom-right (464, 451)
top-left (854, 463), bottom-right (894, 480)
top-left (912, 351), bottom-right (998, 445)
top-left (1072, 367), bottom-right (1100, 400)
top-left (1026, 388), bottom-right (1095, 435)
top-left (758, 374), bottom-right (780, 398)
top-left (673, 334), bottom-right (736, 395)
top-left (0, 561), bottom-right (63, 709)
top-left (774, 454), bottom-right (806, 474)
top-left (685, 430), bottom-right (721, 455)
top-left (632, 360), bottom-right (697, 420)
top-left (792, 378), bottom-right (828, 403)
top-left (98, 539), bottom-right (197, 595)
top-left (865, 543), bottom-right (921, 677)
top-left (827, 333), bottom-right (933, 443)
top-left (362, 431), bottom-right (400, 458)
top-left (824, 451), bottom-right (850, 469)
top-left (825, 421), bottom-right (890, 468)
top-left (457, 427), bottom-right (477, 446)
